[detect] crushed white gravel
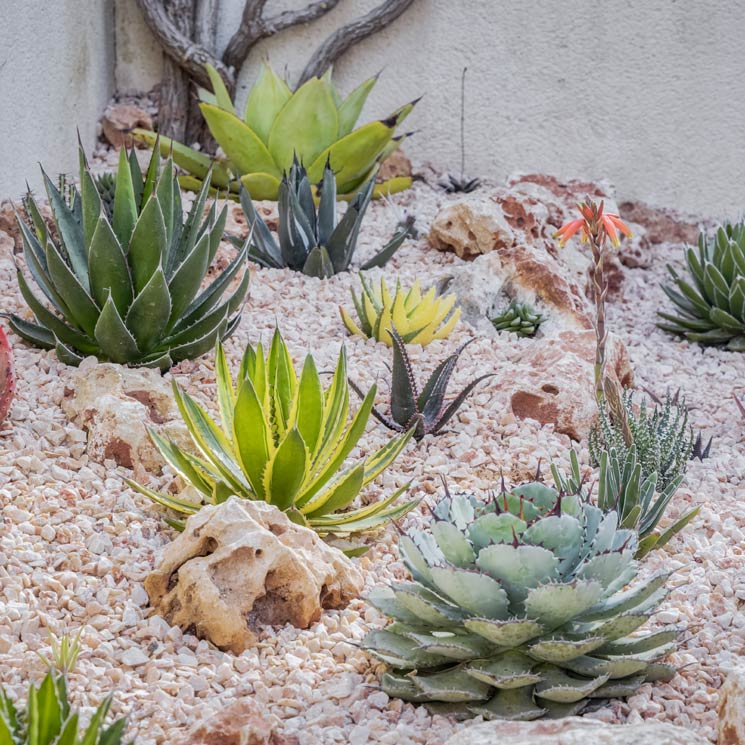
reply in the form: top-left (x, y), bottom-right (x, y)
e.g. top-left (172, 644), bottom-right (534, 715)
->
top-left (0, 160), bottom-right (742, 744)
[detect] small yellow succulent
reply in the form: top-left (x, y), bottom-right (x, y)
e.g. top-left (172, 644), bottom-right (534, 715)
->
top-left (340, 275), bottom-right (460, 347)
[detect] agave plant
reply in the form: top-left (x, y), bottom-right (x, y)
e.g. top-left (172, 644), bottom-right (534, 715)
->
top-left (340, 276), bottom-right (460, 347)
top-left (0, 671), bottom-right (129, 744)
top-left (135, 63), bottom-right (417, 201)
top-left (237, 159), bottom-right (408, 277)
top-left (491, 300), bottom-right (544, 338)
top-left (8, 144), bottom-right (249, 369)
top-left (658, 221), bottom-right (745, 350)
top-left (131, 328), bottom-right (415, 541)
top-left (363, 475), bottom-right (677, 720)
top-left (351, 328), bottom-right (494, 441)
top-left (555, 449), bottom-right (698, 559)
top-left (589, 390), bottom-right (693, 490)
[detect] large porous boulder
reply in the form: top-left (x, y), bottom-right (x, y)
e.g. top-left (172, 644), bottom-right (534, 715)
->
top-left (145, 498), bottom-right (364, 654)
top-left (447, 717), bottom-right (710, 745)
top-left (174, 699), bottom-right (284, 745)
top-left (719, 667), bottom-right (745, 744)
top-left (61, 358), bottom-right (190, 476)
top-left (508, 329), bottom-right (633, 440)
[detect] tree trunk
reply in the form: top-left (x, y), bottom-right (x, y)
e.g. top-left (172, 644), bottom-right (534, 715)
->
top-left (185, 0), bottom-right (219, 147)
top-left (158, 0), bottom-right (196, 140)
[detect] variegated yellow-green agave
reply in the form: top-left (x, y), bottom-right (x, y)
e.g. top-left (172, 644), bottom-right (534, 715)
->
top-left (135, 63), bottom-right (417, 201)
top-left (10, 143), bottom-right (248, 369)
top-left (131, 328), bottom-right (416, 544)
top-left (363, 472), bottom-right (678, 720)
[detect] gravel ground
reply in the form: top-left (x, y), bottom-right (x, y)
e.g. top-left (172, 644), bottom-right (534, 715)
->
top-left (0, 165), bottom-right (742, 744)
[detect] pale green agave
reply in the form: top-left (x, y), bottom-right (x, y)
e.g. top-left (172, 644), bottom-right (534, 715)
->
top-left (10, 144), bottom-right (249, 369)
top-left (0, 671), bottom-right (130, 744)
top-left (131, 328), bottom-right (415, 544)
top-left (363, 477), bottom-right (677, 720)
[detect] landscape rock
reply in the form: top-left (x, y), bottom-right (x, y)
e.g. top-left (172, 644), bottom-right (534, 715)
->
top-left (378, 148), bottom-right (413, 182)
top-left (0, 325), bottom-right (15, 425)
top-left (618, 199), bottom-right (700, 246)
top-left (101, 103), bottom-right (153, 149)
top-left (61, 358), bottom-right (190, 476)
top-left (718, 667), bottom-right (745, 744)
top-left (174, 698), bottom-right (282, 745)
top-left (447, 717), bottom-right (710, 744)
top-left (145, 498), bottom-right (364, 654)
top-left (508, 329), bottom-right (632, 440)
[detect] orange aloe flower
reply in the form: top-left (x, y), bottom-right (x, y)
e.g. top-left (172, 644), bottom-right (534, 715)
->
top-left (555, 200), bottom-right (632, 248)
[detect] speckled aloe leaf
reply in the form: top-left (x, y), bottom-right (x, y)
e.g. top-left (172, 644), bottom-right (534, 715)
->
top-left (598, 627), bottom-right (679, 656)
top-left (380, 672), bottom-right (429, 702)
top-left (578, 572), bottom-right (672, 622)
top-left (526, 636), bottom-right (605, 664)
top-left (431, 521), bottom-right (476, 567)
top-left (476, 545), bottom-right (559, 603)
top-left (468, 686), bottom-right (547, 721)
top-left (588, 674), bottom-right (646, 698)
top-left (405, 630), bottom-right (495, 660)
top-left (468, 513), bottom-right (527, 551)
top-left (523, 580), bottom-right (603, 629)
top-left (362, 630), bottom-right (449, 670)
top-left (464, 618), bottom-right (543, 647)
top-left (366, 586), bottom-right (422, 624)
top-left (464, 651), bottom-right (540, 689)
top-left (393, 583), bottom-right (465, 627)
top-left (533, 664), bottom-right (609, 703)
top-left (563, 655), bottom-right (647, 680)
top-left (428, 567), bottom-right (509, 619)
top-left (410, 667), bottom-right (492, 703)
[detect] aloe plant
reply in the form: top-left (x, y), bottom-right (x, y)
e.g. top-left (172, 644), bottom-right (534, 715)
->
top-left (238, 159), bottom-right (408, 277)
top-left (363, 471), bottom-right (677, 720)
top-left (131, 328), bottom-right (415, 542)
top-left (351, 328), bottom-right (494, 440)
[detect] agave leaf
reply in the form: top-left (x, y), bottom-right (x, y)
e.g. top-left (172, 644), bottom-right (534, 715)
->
top-left (232, 377), bottom-right (271, 499)
top-left (363, 629), bottom-right (450, 670)
top-left (317, 162), bottom-right (337, 245)
top-left (337, 74), bottom-right (377, 137)
top-left (303, 246), bottom-right (335, 278)
top-left (125, 267), bottom-right (171, 354)
top-left (464, 617), bottom-right (543, 647)
top-left (310, 494), bottom-right (416, 535)
top-left (431, 520), bottom-right (476, 568)
top-left (268, 77), bottom-right (339, 171)
top-left (264, 427), bottom-right (308, 511)
top-left (244, 62), bottom-right (292, 143)
top-left (524, 580), bottom-right (603, 629)
top-left (240, 172), bottom-right (283, 202)
top-left (94, 294), bottom-right (141, 363)
top-left (294, 355), bottom-right (325, 454)
top-left (389, 326), bottom-right (419, 426)
top-left (468, 686), bottom-right (546, 721)
top-left (7, 314), bottom-right (56, 350)
top-left (200, 103), bottom-right (280, 178)
top-left (167, 232), bottom-right (211, 326)
top-left (411, 667), bottom-right (492, 703)
top-left (429, 566), bottom-right (510, 619)
top-left (111, 149), bottom-right (138, 248)
top-left (431, 373), bottom-right (494, 434)
top-left (465, 651), bottom-right (541, 689)
top-left (205, 63), bottom-right (236, 114)
top-left (35, 672), bottom-right (63, 743)
top-left (534, 664), bottom-right (609, 703)
top-left (359, 227), bottom-right (408, 270)
top-left (88, 215), bottom-right (133, 313)
top-left (303, 462), bottom-right (364, 518)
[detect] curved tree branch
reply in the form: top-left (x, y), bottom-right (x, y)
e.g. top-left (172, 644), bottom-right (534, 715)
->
top-left (298, 0), bottom-right (416, 85)
top-left (134, 0), bottom-right (233, 88)
top-left (223, 0), bottom-right (341, 72)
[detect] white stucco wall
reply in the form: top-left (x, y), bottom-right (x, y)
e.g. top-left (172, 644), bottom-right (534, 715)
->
top-left (116, 0), bottom-right (743, 216)
top-left (0, 0), bottom-right (115, 201)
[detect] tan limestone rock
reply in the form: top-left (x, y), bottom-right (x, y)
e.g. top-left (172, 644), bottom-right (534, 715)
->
top-left (145, 498), bottom-right (364, 654)
top-left (101, 103), bottom-right (153, 149)
top-left (719, 667), bottom-right (745, 744)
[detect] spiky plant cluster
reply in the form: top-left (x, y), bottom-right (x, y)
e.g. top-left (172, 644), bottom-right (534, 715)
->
top-left (589, 390), bottom-right (693, 489)
top-left (237, 159), bottom-right (408, 278)
top-left (363, 475), bottom-right (677, 720)
top-left (491, 300), bottom-right (544, 337)
top-left (658, 221), bottom-right (745, 350)
top-left (350, 328), bottom-right (494, 441)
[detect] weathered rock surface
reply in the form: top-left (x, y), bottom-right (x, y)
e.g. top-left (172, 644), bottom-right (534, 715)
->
top-left (719, 667), bottom-right (745, 744)
top-left (101, 103), bottom-right (153, 149)
top-left (146, 498), bottom-right (364, 654)
top-left (61, 358), bottom-right (189, 476)
top-left (447, 717), bottom-right (710, 745)
top-left (0, 325), bottom-right (15, 425)
top-left (174, 698), bottom-right (284, 745)
top-left (508, 329), bottom-right (633, 440)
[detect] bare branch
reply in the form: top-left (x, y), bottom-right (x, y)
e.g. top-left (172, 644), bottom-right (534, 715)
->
top-left (223, 0), bottom-right (340, 72)
top-left (298, 0), bottom-right (415, 85)
top-left (134, 0), bottom-right (233, 89)
top-left (194, 0), bottom-right (219, 52)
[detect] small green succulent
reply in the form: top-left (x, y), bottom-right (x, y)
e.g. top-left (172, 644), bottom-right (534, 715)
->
top-left (237, 158), bottom-right (408, 277)
top-left (363, 471), bottom-right (677, 720)
top-left (491, 301), bottom-right (544, 338)
top-left (351, 328), bottom-right (493, 441)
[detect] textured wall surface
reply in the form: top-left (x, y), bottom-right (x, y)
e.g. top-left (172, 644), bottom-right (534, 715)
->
top-left (120, 0), bottom-right (741, 215)
top-left (0, 0), bottom-right (115, 201)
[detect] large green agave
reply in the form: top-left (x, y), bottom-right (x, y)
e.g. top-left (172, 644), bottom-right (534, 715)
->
top-left (10, 144), bottom-right (249, 369)
top-left (131, 328), bottom-right (416, 543)
top-left (658, 221), bottom-right (745, 350)
top-left (135, 63), bottom-right (417, 200)
top-left (363, 475), bottom-right (677, 720)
